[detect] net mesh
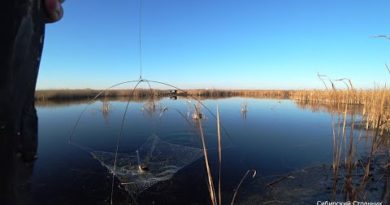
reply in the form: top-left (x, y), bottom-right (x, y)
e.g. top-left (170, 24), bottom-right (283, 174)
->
top-left (91, 134), bottom-right (203, 194)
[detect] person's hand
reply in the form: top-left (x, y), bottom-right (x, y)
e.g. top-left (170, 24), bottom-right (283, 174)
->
top-left (44, 0), bottom-right (64, 23)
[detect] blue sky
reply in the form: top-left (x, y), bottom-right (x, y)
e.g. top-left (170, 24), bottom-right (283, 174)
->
top-left (38, 0), bottom-right (390, 90)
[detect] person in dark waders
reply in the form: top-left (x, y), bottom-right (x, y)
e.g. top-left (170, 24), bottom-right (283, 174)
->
top-left (0, 0), bottom-right (64, 204)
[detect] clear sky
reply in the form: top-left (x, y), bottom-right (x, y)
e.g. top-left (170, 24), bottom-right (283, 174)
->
top-left (37, 0), bottom-right (390, 90)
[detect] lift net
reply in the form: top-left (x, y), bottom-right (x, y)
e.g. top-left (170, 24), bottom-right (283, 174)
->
top-left (91, 135), bottom-right (203, 194)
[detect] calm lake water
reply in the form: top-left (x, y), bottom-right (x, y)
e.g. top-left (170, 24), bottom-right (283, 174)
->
top-left (27, 97), bottom-right (372, 205)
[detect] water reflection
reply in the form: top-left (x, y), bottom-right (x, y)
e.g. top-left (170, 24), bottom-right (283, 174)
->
top-left (141, 99), bottom-right (159, 117)
top-left (23, 97), bottom-right (390, 204)
top-left (240, 101), bottom-right (248, 120)
top-left (295, 101), bottom-right (364, 115)
top-left (102, 99), bottom-right (110, 123)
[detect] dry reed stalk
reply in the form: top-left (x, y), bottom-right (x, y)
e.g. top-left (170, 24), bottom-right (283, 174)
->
top-left (326, 77), bottom-right (357, 200)
top-left (345, 112), bottom-right (356, 201)
top-left (342, 104), bottom-right (348, 165)
top-left (363, 115), bottom-right (382, 182)
top-left (331, 105), bottom-right (348, 199)
top-left (386, 64), bottom-right (390, 75)
top-left (332, 115), bottom-right (338, 173)
top-left (230, 170), bottom-right (256, 205)
top-left (194, 105), bottom-right (256, 205)
top-left (195, 105), bottom-right (217, 205)
top-left (217, 105), bottom-right (222, 205)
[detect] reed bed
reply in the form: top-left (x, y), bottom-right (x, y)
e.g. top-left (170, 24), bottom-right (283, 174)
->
top-left (35, 89), bottom-right (166, 101)
top-left (37, 88), bottom-right (390, 103)
top-left (35, 89), bottom-right (293, 100)
top-left (297, 77), bottom-right (390, 202)
top-left (294, 88), bottom-right (390, 133)
top-left (36, 88), bottom-right (390, 133)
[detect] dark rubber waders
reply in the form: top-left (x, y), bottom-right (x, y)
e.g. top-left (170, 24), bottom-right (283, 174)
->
top-left (0, 0), bottom-right (46, 161)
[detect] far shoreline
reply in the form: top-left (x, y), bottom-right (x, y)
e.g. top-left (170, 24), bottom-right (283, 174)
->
top-left (35, 88), bottom-right (382, 105)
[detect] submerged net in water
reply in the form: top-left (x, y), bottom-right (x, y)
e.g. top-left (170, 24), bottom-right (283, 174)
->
top-left (91, 135), bottom-right (203, 195)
